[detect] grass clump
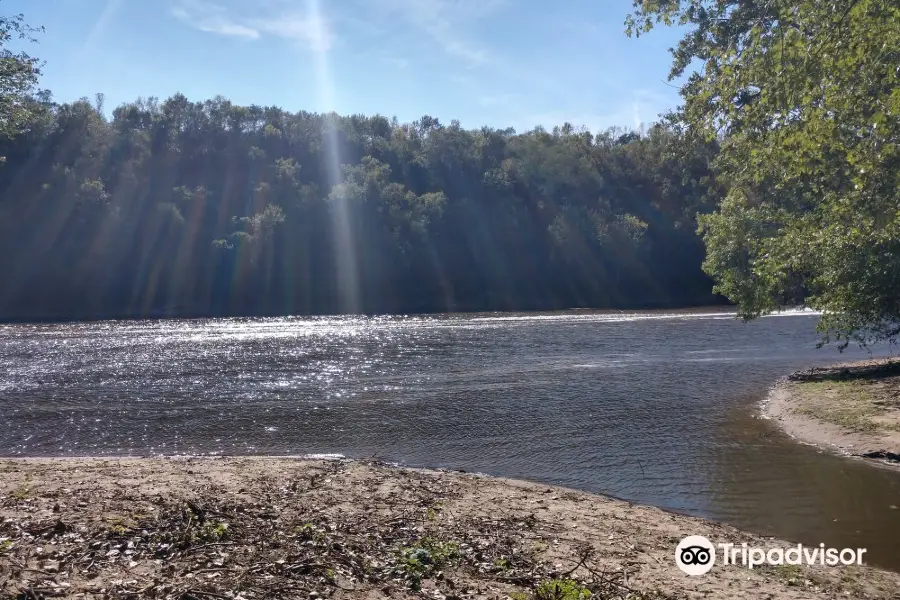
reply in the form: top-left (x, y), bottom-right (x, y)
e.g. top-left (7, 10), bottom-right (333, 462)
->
top-left (534, 578), bottom-right (592, 600)
top-left (11, 486), bottom-right (30, 501)
top-left (793, 381), bottom-right (882, 432)
top-left (197, 520), bottom-right (229, 542)
top-left (396, 537), bottom-right (459, 590)
top-left (767, 564), bottom-right (805, 586)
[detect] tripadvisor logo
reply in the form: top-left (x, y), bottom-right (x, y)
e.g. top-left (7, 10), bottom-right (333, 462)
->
top-left (676, 536), bottom-right (716, 575)
top-left (675, 535), bottom-right (867, 575)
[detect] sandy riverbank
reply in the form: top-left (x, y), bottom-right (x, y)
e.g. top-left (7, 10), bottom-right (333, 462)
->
top-left (1, 457), bottom-right (899, 599)
top-left (764, 358), bottom-right (900, 468)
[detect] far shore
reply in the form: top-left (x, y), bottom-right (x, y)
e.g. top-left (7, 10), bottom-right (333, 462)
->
top-left (2, 457), bottom-right (899, 599)
top-left (0, 303), bottom-right (736, 326)
top-left (763, 357), bottom-right (900, 469)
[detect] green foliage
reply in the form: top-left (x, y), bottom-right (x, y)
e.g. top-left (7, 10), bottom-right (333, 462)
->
top-left (534, 578), bottom-right (592, 600)
top-left (156, 202), bottom-right (185, 228)
top-left (197, 520), bottom-right (229, 542)
top-left (213, 205), bottom-right (285, 258)
top-left (294, 523), bottom-right (325, 542)
top-left (0, 7), bottom-right (45, 147)
top-left (0, 90), bottom-right (723, 318)
top-left (397, 537), bottom-right (459, 590)
top-left (628, 0), bottom-right (900, 347)
top-left (248, 204), bottom-right (286, 239)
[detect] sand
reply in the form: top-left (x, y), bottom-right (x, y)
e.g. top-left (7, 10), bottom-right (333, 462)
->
top-left (2, 457), bottom-right (899, 599)
top-left (763, 357), bottom-right (900, 468)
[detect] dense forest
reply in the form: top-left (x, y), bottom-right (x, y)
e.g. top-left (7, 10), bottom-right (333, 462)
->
top-left (0, 94), bottom-right (724, 319)
top-left (1, 1), bottom-right (896, 346)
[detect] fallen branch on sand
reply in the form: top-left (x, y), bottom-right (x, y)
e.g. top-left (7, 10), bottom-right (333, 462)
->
top-left (1, 457), bottom-right (898, 599)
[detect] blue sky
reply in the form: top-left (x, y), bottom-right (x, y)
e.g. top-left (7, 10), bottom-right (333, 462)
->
top-left (8, 0), bottom-right (687, 133)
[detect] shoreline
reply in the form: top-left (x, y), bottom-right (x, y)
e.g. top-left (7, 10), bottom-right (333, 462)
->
top-left (2, 456), bottom-right (899, 599)
top-left (763, 385), bottom-right (892, 462)
top-left (762, 358), bottom-right (900, 470)
top-left (0, 302), bottom-right (732, 326)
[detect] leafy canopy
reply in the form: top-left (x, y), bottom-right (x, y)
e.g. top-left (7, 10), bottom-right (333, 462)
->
top-left (0, 93), bottom-right (723, 319)
top-left (0, 7), bottom-right (45, 145)
top-left (628, 0), bottom-right (900, 348)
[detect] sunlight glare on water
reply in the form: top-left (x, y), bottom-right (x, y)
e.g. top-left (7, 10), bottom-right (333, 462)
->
top-left (2, 308), bottom-right (900, 569)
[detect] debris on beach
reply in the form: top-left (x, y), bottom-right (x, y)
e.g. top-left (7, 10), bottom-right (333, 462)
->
top-left (1, 457), bottom-right (896, 599)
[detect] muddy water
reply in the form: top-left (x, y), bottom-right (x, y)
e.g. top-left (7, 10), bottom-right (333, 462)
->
top-left (1, 309), bottom-right (899, 568)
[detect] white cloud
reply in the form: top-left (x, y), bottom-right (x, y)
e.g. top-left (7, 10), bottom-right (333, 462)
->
top-left (253, 15), bottom-right (332, 52)
top-left (181, 13), bottom-right (260, 40)
top-left (170, 0), bottom-right (332, 51)
top-left (171, 1), bottom-right (256, 39)
top-left (374, 0), bottom-right (504, 67)
top-left (84, 0), bottom-right (125, 48)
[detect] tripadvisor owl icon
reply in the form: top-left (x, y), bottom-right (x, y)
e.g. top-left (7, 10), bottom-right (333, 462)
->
top-left (676, 535), bottom-right (716, 575)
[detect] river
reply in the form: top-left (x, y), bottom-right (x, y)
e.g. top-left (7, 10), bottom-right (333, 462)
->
top-left (2, 308), bottom-right (899, 569)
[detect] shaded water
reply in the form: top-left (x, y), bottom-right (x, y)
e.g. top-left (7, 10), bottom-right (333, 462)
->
top-left (2, 309), bottom-right (900, 569)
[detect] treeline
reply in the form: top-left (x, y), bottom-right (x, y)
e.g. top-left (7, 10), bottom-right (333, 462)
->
top-left (0, 94), bottom-right (724, 319)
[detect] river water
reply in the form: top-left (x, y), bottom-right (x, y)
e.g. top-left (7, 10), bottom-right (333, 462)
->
top-left (2, 309), bottom-right (900, 569)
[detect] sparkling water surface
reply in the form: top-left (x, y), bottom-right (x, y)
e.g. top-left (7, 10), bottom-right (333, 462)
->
top-left (2, 308), bottom-right (899, 569)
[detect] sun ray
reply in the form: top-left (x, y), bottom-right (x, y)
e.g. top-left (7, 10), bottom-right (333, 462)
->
top-left (306, 0), bottom-right (360, 314)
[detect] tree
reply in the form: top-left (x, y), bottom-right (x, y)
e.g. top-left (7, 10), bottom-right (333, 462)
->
top-left (627, 0), bottom-right (900, 348)
top-left (0, 7), bottom-right (45, 146)
top-left (0, 89), bottom-right (724, 318)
